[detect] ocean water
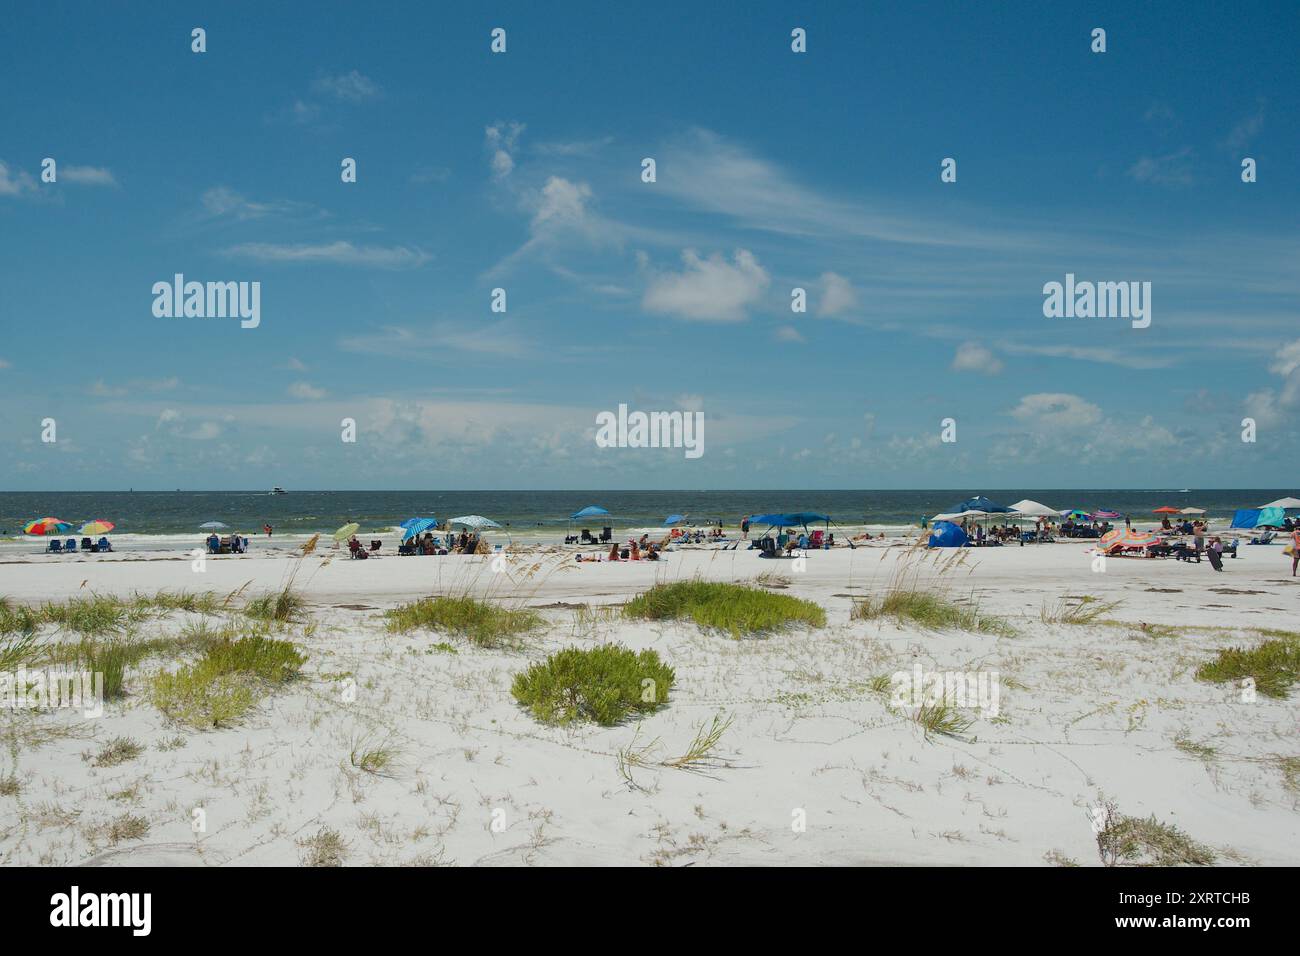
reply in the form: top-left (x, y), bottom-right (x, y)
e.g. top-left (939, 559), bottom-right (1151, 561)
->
top-left (0, 489), bottom-right (1285, 548)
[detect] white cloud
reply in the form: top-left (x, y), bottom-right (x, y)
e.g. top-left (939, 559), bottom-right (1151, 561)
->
top-left (643, 249), bottom-right (770, 322)
top-left (312, 70), bottom-right (382, 102)
top-left (951, 342), bottom-right (1004, 376)
top-left (1127, 147), bottom-right (1195, 187)
top-left (60, 165), bottom-right (116, 186)
top-left (288, 381), bottom-right (327, 400)
top-left (775, 325), bottom-right (805, 343)
top-left (202, 186), bottom-right (315, 220)
top-left (1000, 342), bottom-right (1174, 370)
top-left (1008, 392), bottom-right (1103, 428)
top-left (485, 121), bottom-right (525, 180)
top-left (532, 176), bottom-right (593, 231)
top-left (282, 357), bottom-right (308, 372)
top-left (816, 272), bottom-right (857, 316)
top-left (0, 160), bottom-right (37, 197)
top-left (340, 319), bottom-right (531, 359)
top-left (223, 241), bottom-right (430, 270)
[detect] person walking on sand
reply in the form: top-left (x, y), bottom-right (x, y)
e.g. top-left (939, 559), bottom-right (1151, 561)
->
top-left (1290, 526), bottom-right (1300, 576)
top-left (263, 524), bottom-right (273, 537)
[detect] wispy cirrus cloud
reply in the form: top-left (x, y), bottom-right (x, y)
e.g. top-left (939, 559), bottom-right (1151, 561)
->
top-left (339, 318), bottom-right (532, 359)
top-left (222, 240), bottom-right (430, 269)
top-left (312, 70), bottom-right (382, 102)
top-left (201, 186), bottom-right (319, 221)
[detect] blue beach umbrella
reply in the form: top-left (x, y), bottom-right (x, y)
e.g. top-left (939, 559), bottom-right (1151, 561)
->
top-left (400, 517), bottom-right (438, 540)
top-left (663, 514), bottom-right (687, 526)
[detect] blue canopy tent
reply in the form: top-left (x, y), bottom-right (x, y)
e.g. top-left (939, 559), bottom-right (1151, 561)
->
top-left (949, 496), bottom-right (1014, 514)
top-left (568, 505), bottom-right (612, 542)
top-left (663, 514), bottom-right (687, 526)
top-left (749, 512), bottom-right (830, 528)
top-left (928, 520), bottom-right (969, 548)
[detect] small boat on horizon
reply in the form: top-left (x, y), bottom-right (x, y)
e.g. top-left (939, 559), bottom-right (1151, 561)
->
top-left (270, 487), bottom-right (287, 495)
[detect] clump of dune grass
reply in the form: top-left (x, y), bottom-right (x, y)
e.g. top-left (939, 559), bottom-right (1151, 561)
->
top-left (1276, 756), bottom-right (1300, 794)
top-left (245, 586), bottom-right (307, 623)
top-left (854, 590), bottom-right (1013, 636)
top-left (348, 733), bottom-right (401, 777)
top-left (300, 826), bottom-right (347, 867)
top-left (1195, 637), bottom-right (1300, 699)
top-left (0, 773), bottom-right (19, 797)
top-left (0, 632), bottom-right (38, 671)
top-left (1173, 731), bottom-right (1217, 762)
top-left (624, 580), bottom-right (824, 637)
top-left (71, 640), bottom-right (136, 700)
top-left (129, 590), bottom-right (223, 615)
top-left (0, 598), bottom-right (40, 638)
top-left (39, 595), bottom-right (130, 635)
top-left (105, 813), bottom-right (150, 845)
top-left (150, 634), bottom-right (305, 729)
top-left (512, 644), bottom-right (675, 726)
top-left (1040, 595), bottom-right (1121, 625)
top-left (1094, 801), bottom-right (1215, 866)
top-left (913, 700), bottom-right (975, 740)
top-left (385, 595), bottom-right (543, 648)
top-left (88, 736), bottom-right (143, 768)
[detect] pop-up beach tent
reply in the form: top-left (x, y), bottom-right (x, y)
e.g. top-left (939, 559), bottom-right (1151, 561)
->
top-left (1231, 507), bottom-right (1287, 529)
top-left (1007, 499), bottom-right (1058, 517)
top-left (928, 520), bottom-right (968, 548)
top-left (748, 512), bottom-right (830, 529)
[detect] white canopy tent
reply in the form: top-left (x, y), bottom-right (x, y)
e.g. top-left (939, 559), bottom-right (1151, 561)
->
top-left (1179, 507), bottom-right (1206, 515)
top-left (1007, 499), bottom-right (1059, 517)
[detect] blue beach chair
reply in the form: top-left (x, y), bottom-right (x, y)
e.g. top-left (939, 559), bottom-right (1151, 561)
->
top-left (64, 538), bottom-right (77, 552)
top-left (48, 540), bottom-right (63, 553)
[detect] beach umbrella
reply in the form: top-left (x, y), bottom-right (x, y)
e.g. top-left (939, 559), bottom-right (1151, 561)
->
top-left (663, 514), bottom-right (687, 526)
top-left (24, 517), bottom-right (73, 536)
top-left (950, 496), bottom-right (1013, 514)
top-left (1060, 509), bottom-right (1089, 519)
top-left (1259, 497), bottom-right (1300, 509)
top-left (78, 520), bottom-right (116, 535)
top-left (1098, 528), bottom-right (1159, 553)
top-left (449, 515), bottom-right (502, 529)
top-left (1179, 507), bottom-right (1206, 515)
top-left (1091, 510), bottom-right (1121, 520)
top-left (332, 522), bottom-right (361, 541)
top-left (199, 521), bottom-right (228, 530)
top-left (400, 517), bottom-right (438, 540)
top-left (1153, 506), bottom-right (1180, 514)
top-left (570, 505), bottom-right (610, 520)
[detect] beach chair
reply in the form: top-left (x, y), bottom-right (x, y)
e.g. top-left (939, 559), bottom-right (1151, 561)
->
top-left (48, 539), bottom-right (62, 553)
top-left (369, 540), bottom-right (382, 552)
top-left (808, 530), bottom-right (825, 549)
top-left (600, 527), bottom-right (613, 543)
top-left (97, 537), bottom-right (113, 553)
top-left (81, 537), bottom-right (95, 553)
top-left (580, 529), bottom-right (596, 544)
top-left (64, 538), bottom-right (77, 552)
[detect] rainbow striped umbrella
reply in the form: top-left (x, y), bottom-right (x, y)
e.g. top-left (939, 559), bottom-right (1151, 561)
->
top-left (78, 520), bottom-right (116, 536)
top-left (24, 517), bottom-right (74, 536)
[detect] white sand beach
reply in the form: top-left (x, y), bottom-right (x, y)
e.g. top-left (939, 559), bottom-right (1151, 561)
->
top-left (2, 538), bottom-right (1297, 867)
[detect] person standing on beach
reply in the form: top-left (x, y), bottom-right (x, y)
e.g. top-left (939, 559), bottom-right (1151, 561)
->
top-left (1207, 537), bottom-right (1224, 572)
top-left (1193, 521), bottom-right (1204, 560)
top-left (263, 524), bottom-right (273, 537)
top-left (1291, 526), bottom-right (1300, 576)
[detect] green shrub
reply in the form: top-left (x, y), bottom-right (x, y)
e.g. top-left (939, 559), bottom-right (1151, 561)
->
top-left (624, 581), bottom-right (825, 637)
top-left (1195, 638), bottom-right (1300, 699)
top-left (512, 644), bottom-right (675, 726)
top-left (385, 596), bottom-right (543, 648)
top-left (1095, 802), bottom-right (1215, 866)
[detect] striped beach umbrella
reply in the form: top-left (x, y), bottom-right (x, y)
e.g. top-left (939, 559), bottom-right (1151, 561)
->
top-left (24, 517), bottom-right (73, 536)
top-left (78, 520), bottom-right (116, 536)
top-left (1098, 529), bottom-right (1159, 553)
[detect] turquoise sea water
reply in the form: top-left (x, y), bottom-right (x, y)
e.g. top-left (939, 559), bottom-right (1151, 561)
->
top-left (0, 489), bottom-right (1285, 540)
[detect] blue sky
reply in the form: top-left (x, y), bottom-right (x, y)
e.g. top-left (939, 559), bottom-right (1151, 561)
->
top-left (2, 1), bottom-right (1297, 490)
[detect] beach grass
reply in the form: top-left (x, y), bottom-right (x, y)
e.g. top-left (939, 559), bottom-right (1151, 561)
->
top-left (384, 595), bottom-right (543, 648)
top-left (88, 736), bottom-right (143, 768)
top-left (1040, 595), bottom-right (1121, 625)
top-left (511, 644), bottom-right (675, 726)
top-left (1094, 802), bottom-right (1215, 866)
top-left (853, 589), bottom-right (1013, 636)
top-left (623, 580), bottom-right (825, 637)
top-left (0, 598), bottom-right (41, 637)
top-left (149, 633), bottom-right (306, 728)
top-left (913, 700), bottom-right (976, 740)
top-left (245, 586), bottom-right (307, 623)
top-left (1195, 637), bottom-right (1300, 699)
